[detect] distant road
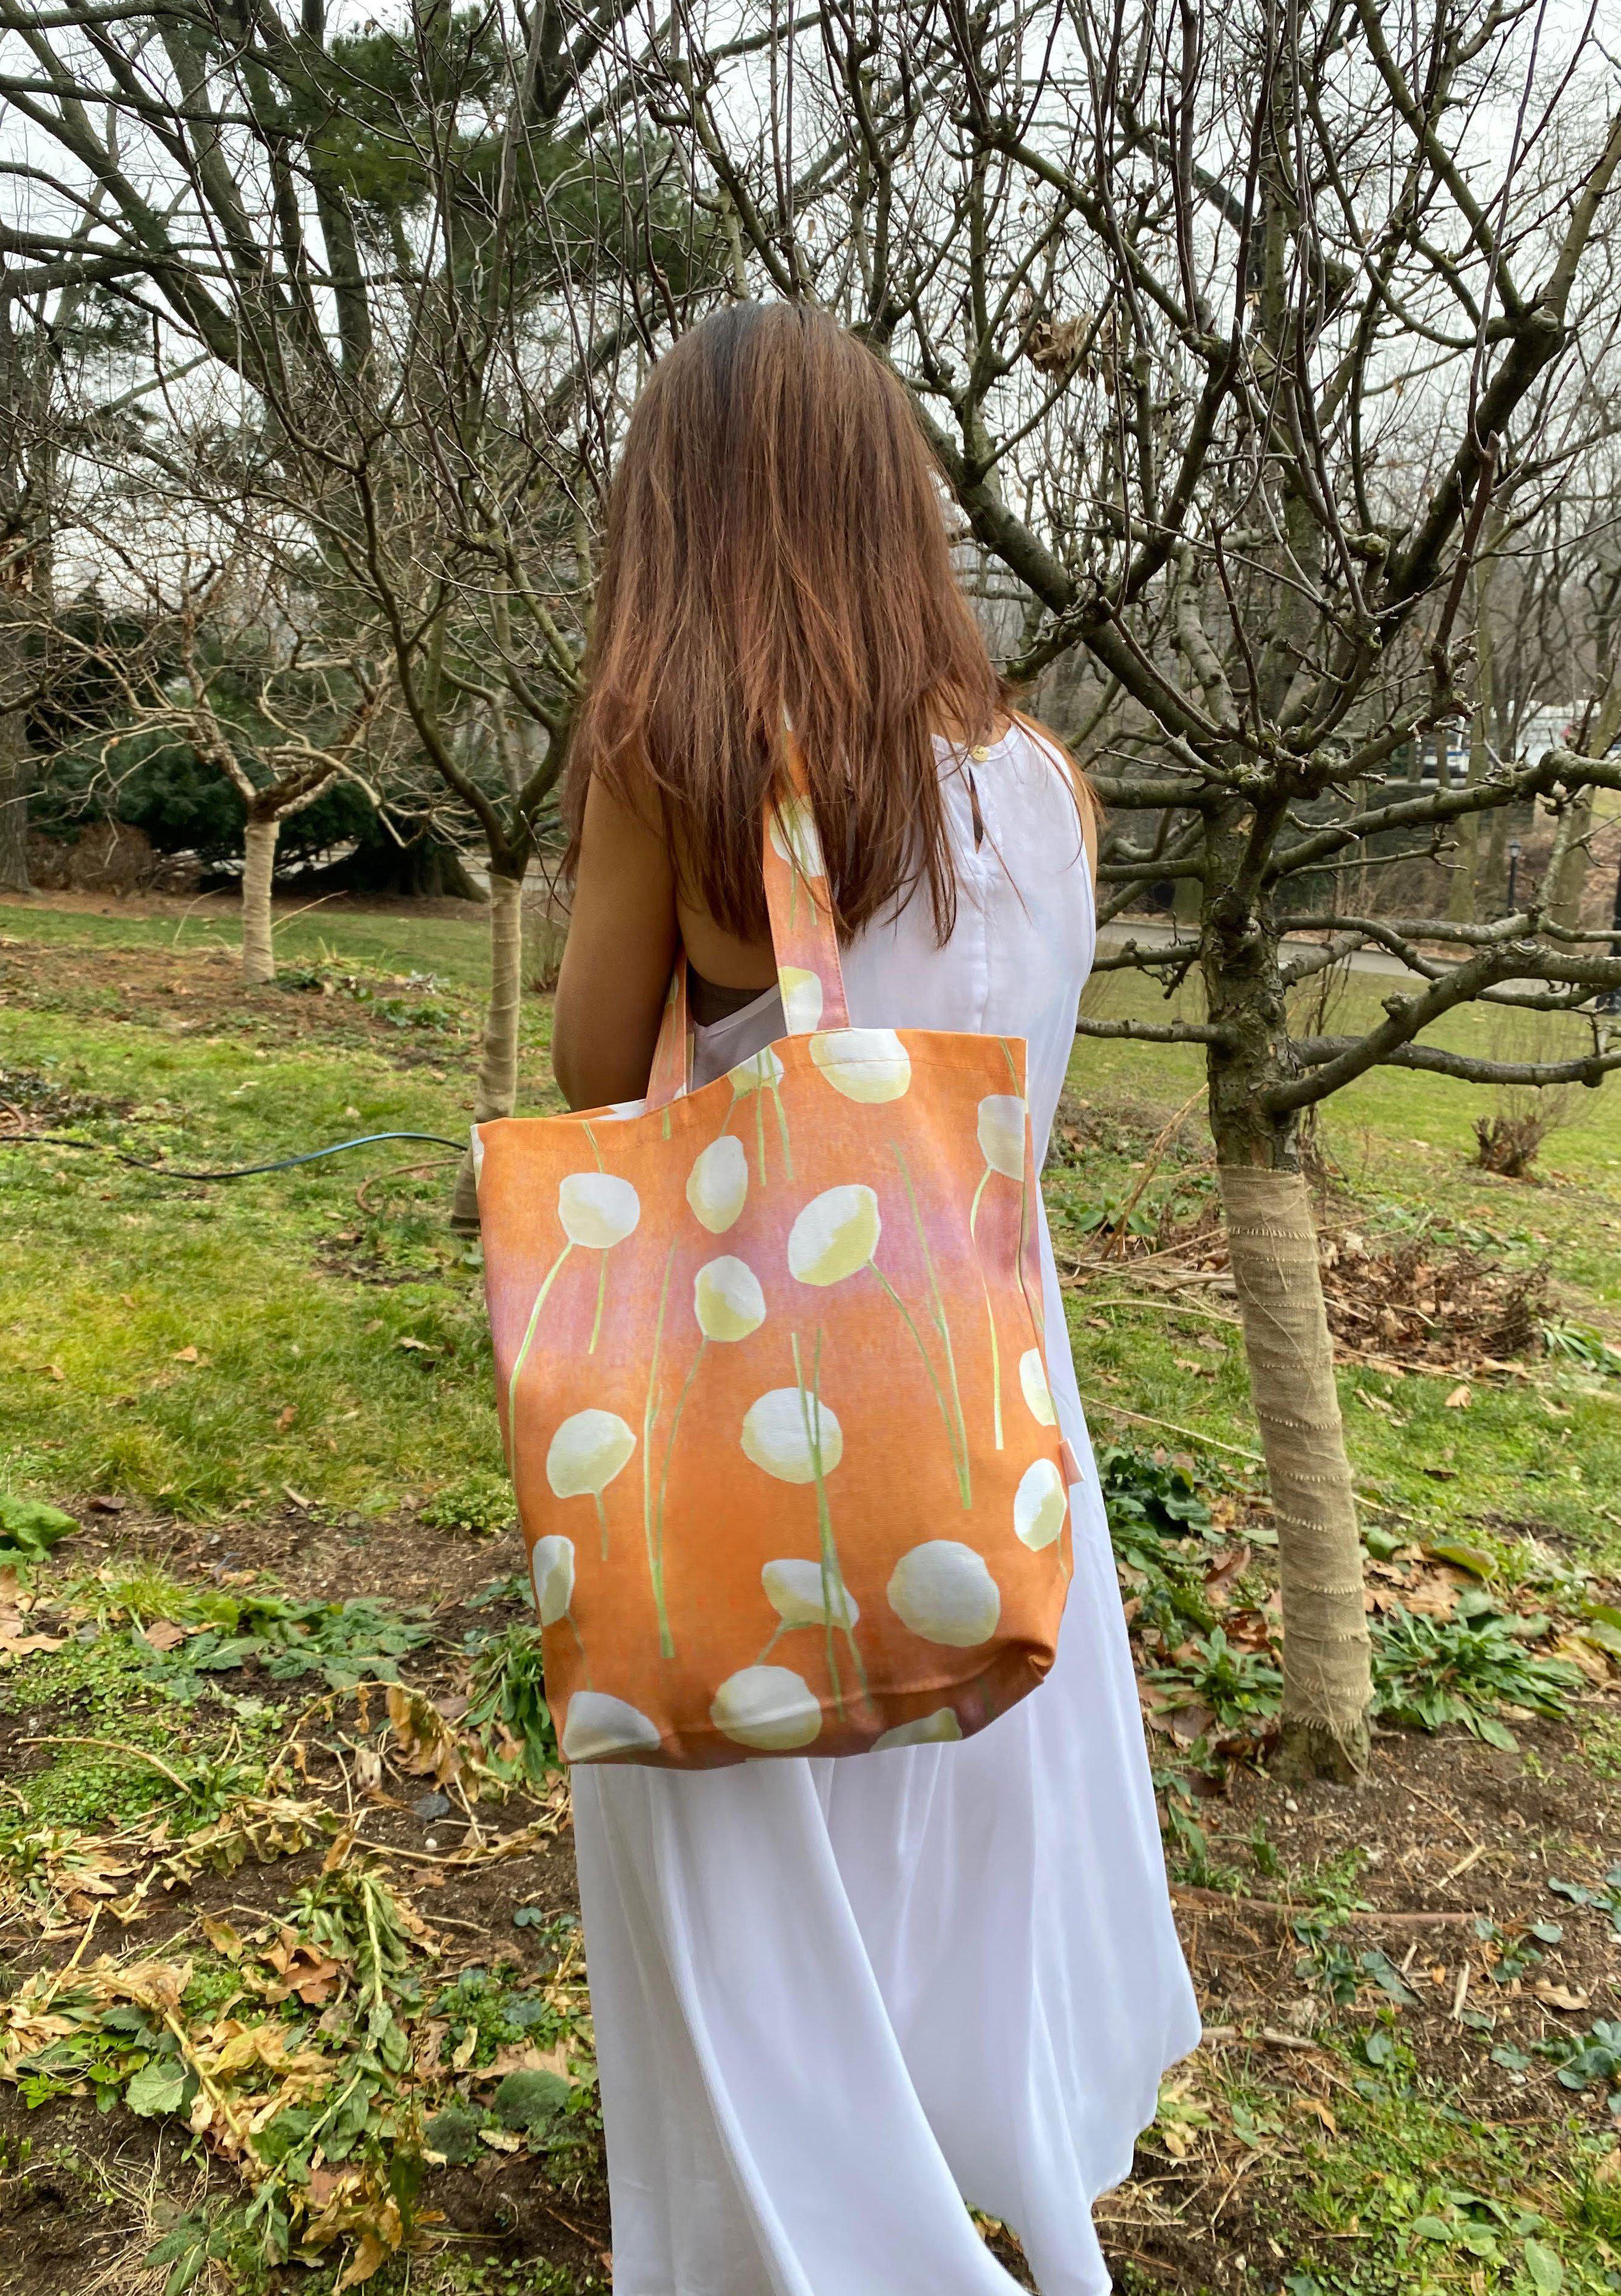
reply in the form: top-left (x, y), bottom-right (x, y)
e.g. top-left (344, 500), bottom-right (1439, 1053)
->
top-left (1093, 918), bottom-right (1423, 983)
top-left (1095, 919), bottom-right (1543, 989)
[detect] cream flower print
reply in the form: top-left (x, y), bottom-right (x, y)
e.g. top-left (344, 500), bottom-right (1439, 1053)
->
top-left (741, 1386), bottom-right (845, 1482)
top-left (1013, 1457), bottom-right (1068, 1550)
top-left (547, 1408), bottom-right (635, 1557)
top-left (558, 1170), bottom-right (640, 1353)
top-left (686, 1133), bottom-right (748, 1234)
top-left (693, 1256), bottom-right (767, 1343)
top-left (1019, 1347), bottom-right (1057, 1426)
top-left (969, 1081), bottom-right (1031, 1451)
top-left (779, 965), bottom-right (824, 1034)
top-left (710, 1664), bottom-right (822, 1751)
top-left (742, 1335), bottom-right (864, 1720)
top-left (558, 1171), bottom-right (640, 1248)
top-left (728, 1048), bottom-right (792, 1183)
top-left (809, 1027), bottom-right (912, 1104)
top-left (562, 1690), bottom-right (663, 1763)
top-left (887, 1540), bottom-right (1002, 1647)
top-left (762, 1558), bottom-right (861, 1631)
top-left (873, 1708), bottom-right (964, 1751)
top-left (788, 1184), bottom-right (881, 1287)
top-left (976, 1094), bottom-right (1027, 1180)
top-left (530, 1533), bottom-right (575, 1627)
top-left (728, 1046), bottom-right (784, 1095)
top-left (507, 1162), bottom-right (642, 1434)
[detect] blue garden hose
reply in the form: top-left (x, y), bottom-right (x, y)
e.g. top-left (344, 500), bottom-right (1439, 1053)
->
top-left (7, 1129), bottom-right (466, 1180)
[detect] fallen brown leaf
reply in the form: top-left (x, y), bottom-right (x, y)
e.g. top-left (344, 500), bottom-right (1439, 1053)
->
top-left (1532, 1980), bottom-right (1589, 2012)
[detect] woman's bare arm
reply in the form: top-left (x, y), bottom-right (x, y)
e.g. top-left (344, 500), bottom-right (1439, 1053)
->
top-left (551, 772), bottom-right (681, 1111)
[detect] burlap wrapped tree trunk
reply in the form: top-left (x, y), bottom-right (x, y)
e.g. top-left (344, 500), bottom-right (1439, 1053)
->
top-left (451, 871), bottom-right (525, 1231)
top-left (241, 816), bottom-right (280, 985)
top-left (1219, 1167), bottom-right (1372, 1780)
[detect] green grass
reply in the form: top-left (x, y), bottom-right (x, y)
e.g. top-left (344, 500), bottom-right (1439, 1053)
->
top-left (1060, 964), bottom-right (1621, 1574)
top-left (0, 952), bottom-right (548, 1516)
top-left (0, 890), bottom-right (518, 992)
top-left (5, 899), bottom-right (1620, 1558)
top-left (1244, 2048), bottom-right (1619, 2291)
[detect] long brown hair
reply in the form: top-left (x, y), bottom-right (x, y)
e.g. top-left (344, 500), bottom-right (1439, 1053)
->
top-left (567, 301), bottom-right (1006, 943)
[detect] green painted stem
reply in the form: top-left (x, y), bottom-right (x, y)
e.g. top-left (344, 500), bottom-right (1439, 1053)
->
top-left (506, 1241), bottom-right (573, 1464)
top-left (968, 1165), bottom-right (1003, 1449)
top-left (641, 1245), bottom-right (678, 1660)
top-left (867, 1261), bottom-right (971, 1509)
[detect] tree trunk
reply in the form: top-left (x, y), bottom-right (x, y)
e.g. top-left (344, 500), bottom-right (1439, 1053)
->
top-left (1450, 540), bottom-right (1501, 925)
top-left (450, 869), bottom-right (525, 1231)
top-left (241, 814), bottom-right (280, 984)
top-left (1219, 1168), bottom-right (1372, 1779)
top-left (0, 746), bottom-right (30, 894)
top-left (1204, 860), bottom-right (1373, 1780)
top-left (1549, 789), bottom-right (1595, 931)
top-left (0, 625), bottom-right (31, 894)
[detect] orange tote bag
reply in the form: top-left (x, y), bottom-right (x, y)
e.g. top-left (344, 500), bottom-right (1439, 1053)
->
top-left (475, 748), bottom-right (1077, 1768)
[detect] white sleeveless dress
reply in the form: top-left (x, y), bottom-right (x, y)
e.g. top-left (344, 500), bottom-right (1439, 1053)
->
top-left (570, 722), bottom-right (1199, 2295)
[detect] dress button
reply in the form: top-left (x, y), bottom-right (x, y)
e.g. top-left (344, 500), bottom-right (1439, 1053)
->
top-left (970, 744), bottom-right (990, 762)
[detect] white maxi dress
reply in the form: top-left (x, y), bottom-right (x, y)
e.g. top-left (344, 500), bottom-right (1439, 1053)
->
top-left (570, 721), bottom-right (1200, 2296)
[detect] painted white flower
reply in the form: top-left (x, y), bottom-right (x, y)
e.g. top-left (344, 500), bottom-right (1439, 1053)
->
top-left (558, 1171), bottom-right (640, 1249)
top-left (761, 1557), bottom-right (859, 1631)
top-left (873, 1708), bottom-right (964, 1752)
top-left (1013, 1457), bottom-right (1068, 1551)
top-left (530, 1534), bottom-right (575, 1626)
top-left (709, 1664), bottom-right (822, 1751)
top-left (1018, 1347), bottom-right (1057, 1427)
top-left (787, 1183), bottom-right (881, 1287)
top-left (976, 1094), bottom-right (1027, 1180)
top-left (778, 966), bottom-right (824, 1034)
top-left (545, 1409), bottom-right (635, 1501)
top-left (809, 1027), bottom-right (912, 1105)
top-left (887, 1541), bottom-right (1002, 1647)
top-left (686, 1134), bottom-right (748, 1233)
top-left (694, 1255), bottom-right (766, 1344)
top-left (728, 1046), bottom-right (785, 1097)
top-left (741, 1388), bottom-right (844, 1484)
top-left (562, 1690), bottom-right (663, 1763)
top-left (768, 795), bottom-right (825, 881)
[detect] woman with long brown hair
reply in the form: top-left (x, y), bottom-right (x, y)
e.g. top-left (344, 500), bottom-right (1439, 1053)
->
top-left (553, 302), bottom-right (1196, 2294)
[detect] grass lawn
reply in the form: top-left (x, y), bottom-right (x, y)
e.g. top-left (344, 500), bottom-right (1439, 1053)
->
top-left (1, 890), bottom-right (1620, 2295)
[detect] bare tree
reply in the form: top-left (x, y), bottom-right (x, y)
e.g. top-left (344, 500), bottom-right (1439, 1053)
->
top-left (643, 0), bottom-right (1621, 1774)
top-left (0, 0), bottom-right (713, 1198)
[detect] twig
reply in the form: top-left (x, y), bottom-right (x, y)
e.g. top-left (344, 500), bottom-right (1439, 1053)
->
top-left (1073, 1291), bottom-right (1244, 1330)
top-left (355, 1157), bottom-right (459, 1213)
top-left (270, 890), bottom-right (343, 937)
top-left (1173, 1886), bottom-right (1481, 1926)
top-left (1086, 1400), bottom-right (1266, 1463)
top-left (1397, 1775), bottom-right (1479, 1845)
top-left (22, 1734), bottom-right (190, 1793)
top-left (1102, 1088), bottom-right (1208, 1258)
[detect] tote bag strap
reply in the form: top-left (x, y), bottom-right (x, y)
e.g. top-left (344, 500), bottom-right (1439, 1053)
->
top-left (646, 731), bottom-right (849, 1110)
